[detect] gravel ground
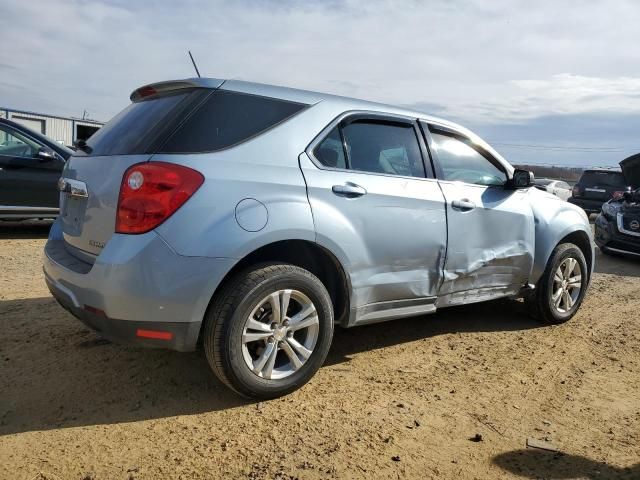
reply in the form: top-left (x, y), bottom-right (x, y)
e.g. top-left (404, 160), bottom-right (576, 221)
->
top-left (0, 221), bottom-right (639, 480)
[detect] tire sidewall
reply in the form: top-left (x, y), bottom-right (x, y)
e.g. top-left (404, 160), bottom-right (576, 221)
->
top-left (222, 268), bottom-right (334, 397)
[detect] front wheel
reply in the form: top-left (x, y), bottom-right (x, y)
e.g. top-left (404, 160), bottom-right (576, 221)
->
top-left (527, 243), bottom-right (588, 324)
top-left (203, 263), bottom-right (334, 399)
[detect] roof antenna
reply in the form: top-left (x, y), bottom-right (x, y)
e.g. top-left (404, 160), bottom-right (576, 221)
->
top-left (188, 50), bottom-right (201, 78)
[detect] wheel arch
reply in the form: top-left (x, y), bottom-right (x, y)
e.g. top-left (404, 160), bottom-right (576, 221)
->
top-left (558, 230), bottom-right (593, 281)
top-left (198, 239), bottom-right (352, 344)
top-left (532, 225), bottom-right (594, 286)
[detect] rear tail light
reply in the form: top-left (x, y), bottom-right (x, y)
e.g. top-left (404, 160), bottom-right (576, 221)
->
top-left (612, 190), bottom-right (625, 200)
top-left (572, 185), bottom-right (581, 197)
top-left (116, 162), bottom-right (204, 234)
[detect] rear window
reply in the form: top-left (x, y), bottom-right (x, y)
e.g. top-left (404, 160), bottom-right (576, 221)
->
top-left (158, 90), bottom-right (307, 153)
top-left (83, 89), bottom-right (306, 157)
top-left (85, 91), bottom-right (194, 156)
top-left (580, 171), bottom-right (626, 187)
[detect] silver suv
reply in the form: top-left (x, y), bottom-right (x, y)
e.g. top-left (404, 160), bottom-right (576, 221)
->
top-left (44, 78), bottom-right (594, 399)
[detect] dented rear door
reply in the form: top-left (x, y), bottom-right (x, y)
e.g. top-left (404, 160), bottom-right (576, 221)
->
top-left (300, 115), bottom-right (447, 322)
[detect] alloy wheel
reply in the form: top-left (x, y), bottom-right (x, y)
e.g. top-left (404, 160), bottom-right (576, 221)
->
top-left (551, 257), bottom-right (583, 314)
top-left (241, 289), bottom-right (319, 380)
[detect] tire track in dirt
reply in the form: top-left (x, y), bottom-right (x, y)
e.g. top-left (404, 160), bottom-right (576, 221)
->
top-left (1, 227), bottom-right (639, 479)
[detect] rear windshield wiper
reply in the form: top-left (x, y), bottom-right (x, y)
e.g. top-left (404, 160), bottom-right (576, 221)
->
top-left (73, 139), bottom-right (93, 154)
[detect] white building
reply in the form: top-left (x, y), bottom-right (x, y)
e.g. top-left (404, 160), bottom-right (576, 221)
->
top-left (0, 107), bottom-right (103, 147)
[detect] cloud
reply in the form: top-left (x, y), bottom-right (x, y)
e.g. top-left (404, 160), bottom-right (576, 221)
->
top-left (466, 112), bottom-right (640, 167)
top-left (495, 74), bottom-right (640, 120)
top-left (0, 0), bottom-right (639, 166)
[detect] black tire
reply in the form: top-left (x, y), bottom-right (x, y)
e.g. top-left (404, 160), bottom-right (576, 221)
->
top-left (526, 243), bottom-right (588, 324)
top-left (203, 263), bottom-right (334, 399)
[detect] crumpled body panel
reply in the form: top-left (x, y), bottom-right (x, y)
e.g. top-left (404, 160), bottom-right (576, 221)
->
top-left (439, 240), bottom-right (533, 293)
top-left (436, 183), bottom-right (536, 303)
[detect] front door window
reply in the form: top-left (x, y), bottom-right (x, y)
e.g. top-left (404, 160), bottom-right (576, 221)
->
top-left (0, 126), bottom-right (40, 158)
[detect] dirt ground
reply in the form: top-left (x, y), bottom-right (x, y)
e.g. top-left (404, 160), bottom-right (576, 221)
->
top-left (0, 221), bottom-right (639, 480)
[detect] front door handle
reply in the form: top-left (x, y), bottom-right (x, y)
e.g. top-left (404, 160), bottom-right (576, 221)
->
top-left (332, 183), bottom-right (367, 198)
top-left (451, 199), bottom-right (476, 211)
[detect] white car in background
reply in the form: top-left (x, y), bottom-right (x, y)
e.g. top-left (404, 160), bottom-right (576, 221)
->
top-left (535, 178), bottom-right (572, 201)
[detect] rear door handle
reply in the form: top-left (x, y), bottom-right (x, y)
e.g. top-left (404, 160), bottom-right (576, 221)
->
top-left (451, 199), bottom-right (476, 211)
top-left (332, 183), bottom-right (367, 198)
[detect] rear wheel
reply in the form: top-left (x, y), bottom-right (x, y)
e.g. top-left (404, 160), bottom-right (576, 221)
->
top-left (527, 243), bottom-right (588, 324)
top-left (203, 263), bottom-right (334, 399)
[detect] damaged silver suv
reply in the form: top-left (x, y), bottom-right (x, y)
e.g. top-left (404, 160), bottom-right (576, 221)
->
top-left (44, 78), bottom-right (594, 399)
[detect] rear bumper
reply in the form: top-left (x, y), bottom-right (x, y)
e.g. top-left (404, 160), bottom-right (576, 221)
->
top-left (595, 214), bottom-right (640, 256)
top-left (45, 274), bottom-right (201, 350)
top-left (568, 197), bottom-right (604, 213)
top-left (43, 219), bottom-right (235, 351)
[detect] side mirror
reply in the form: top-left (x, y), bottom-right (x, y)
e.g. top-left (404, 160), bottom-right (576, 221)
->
top-left (509, 169), bottom-right (535, 189)
top-left (37, 147), bottom-right (56, 162)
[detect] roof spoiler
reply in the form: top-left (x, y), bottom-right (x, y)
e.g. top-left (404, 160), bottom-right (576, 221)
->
top-left (129, 78), bottom-right (225, 102)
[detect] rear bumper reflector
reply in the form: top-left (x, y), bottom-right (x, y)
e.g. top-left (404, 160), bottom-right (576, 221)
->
top-left (136, 329), bottom-right (174, 340)
top-left (84, 305), bottom-right (106, 316)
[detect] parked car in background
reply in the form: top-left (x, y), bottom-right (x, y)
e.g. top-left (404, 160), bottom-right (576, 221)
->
top-left (569, 169), bottom-right (630, 214)
top-left (534, 178), bottom-right (572, 201)
top-left (44, 78), bottom-right (594, 399)
top-left (0, 118), bottom-right (72, 219)
top-left (595, 154), bottom-right (640, 257)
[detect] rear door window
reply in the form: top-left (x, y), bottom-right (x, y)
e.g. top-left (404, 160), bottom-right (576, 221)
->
top-left (342, 122), bottom-right (425, 177)
top-left (313, 120), bottom-right (426, 178)
top-left (159, 90), bottom-right (307, 153)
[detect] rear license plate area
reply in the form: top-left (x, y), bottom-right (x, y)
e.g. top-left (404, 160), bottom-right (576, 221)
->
top-left (61, 194), bottom-right (87, 236)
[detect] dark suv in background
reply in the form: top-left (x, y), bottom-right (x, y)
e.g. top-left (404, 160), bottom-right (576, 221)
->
top-left (569, 169), bottom-right (630, 214)
top-left (595, 155), bottom-right (640, 257)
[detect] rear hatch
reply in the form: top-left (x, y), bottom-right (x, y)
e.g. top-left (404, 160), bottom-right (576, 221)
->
top-left (574, 170), bottom-right (627, 202)
top-left (618, 155), bottom-right (640, 237)
top-left (620, 154), bottom-right (640, 189)
top-left (60, 82), bottom-right (218, 259)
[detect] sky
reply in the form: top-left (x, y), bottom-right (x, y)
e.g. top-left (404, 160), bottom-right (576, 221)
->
top-left (2, 0), bottom-right (640, 167)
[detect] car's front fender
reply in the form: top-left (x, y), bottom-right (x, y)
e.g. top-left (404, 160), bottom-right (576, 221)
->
top-left (529, 189), bottom-right (594, 285)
